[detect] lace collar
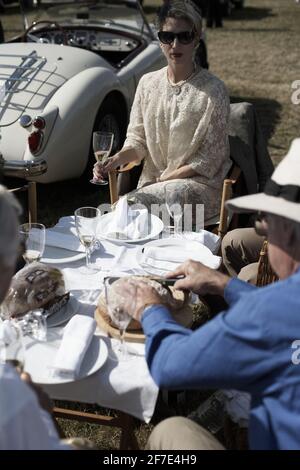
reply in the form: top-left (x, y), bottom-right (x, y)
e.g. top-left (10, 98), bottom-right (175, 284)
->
top-left (167, 67), bottom-right (199, 95)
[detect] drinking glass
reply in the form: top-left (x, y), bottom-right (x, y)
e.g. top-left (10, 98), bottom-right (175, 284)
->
top-left (0, 320), bottom-right (25, 373)
top-left (104, 278), bottom-right (136, 362)
top-left (19, 223), bottom-right (46, 264)
top-left (18, 310), bottom-right (47, 342)
top-left (74, 206), bottom-right (100, 268)
top-left (90, 131), bottom-right (114, 185)
top-left (164, 182), bottom-right (186, 234)
top-left (0, 290), bottom-right (48, 342)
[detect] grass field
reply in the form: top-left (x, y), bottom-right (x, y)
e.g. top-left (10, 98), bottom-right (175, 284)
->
top-left (1, 0), bottom-right (300, 449)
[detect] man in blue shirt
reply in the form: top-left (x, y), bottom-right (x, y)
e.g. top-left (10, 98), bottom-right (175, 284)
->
top-left (123, 138), bottom-right (300, 450)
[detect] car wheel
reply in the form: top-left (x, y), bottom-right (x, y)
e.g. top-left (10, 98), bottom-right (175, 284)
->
top-left (94, 96), bottom-right (126, 152)
top-left (85, 96), bottom-right (127, 177)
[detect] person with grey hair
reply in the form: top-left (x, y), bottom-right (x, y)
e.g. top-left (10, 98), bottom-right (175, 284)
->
top-left (0, 186), bottom-right (72, 450)
top-left (120, 138), bottom-right (300, 449)
top-left (94, 0), bottom-right (230, 223)
top-left (0, 186), bottom-right (22, 302)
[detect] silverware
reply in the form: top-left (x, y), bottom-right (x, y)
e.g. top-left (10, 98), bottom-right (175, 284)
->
top-left (104, 276), bottom-right (181, 287)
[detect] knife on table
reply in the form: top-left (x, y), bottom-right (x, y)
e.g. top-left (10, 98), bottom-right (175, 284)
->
top-left (104, 276), bottom-right (182, 287)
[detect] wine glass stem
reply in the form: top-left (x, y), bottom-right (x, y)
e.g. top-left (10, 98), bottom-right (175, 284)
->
top-left (174, 216), bottom-right (181, 233)
top-left (119, 328), bottom-right (127, 358)
top-left (85, 248), bottom-right (91, 267)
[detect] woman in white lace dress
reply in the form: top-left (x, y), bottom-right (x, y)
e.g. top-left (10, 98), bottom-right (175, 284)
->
top-left (94, 0), bottom-right (231, 222)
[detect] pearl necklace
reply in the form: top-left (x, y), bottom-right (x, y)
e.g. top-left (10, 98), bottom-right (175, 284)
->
top-left (167, 67), bottom-right (197, 95)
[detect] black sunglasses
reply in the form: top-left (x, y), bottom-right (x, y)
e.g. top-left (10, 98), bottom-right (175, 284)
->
top-left (158, 30), bottom-right (195, 45)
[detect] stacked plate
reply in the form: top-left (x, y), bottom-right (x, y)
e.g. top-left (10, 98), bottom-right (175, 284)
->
top-left (137, 238), bottom-right (221, 276)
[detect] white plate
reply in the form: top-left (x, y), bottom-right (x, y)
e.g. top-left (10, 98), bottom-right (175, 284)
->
top-left (137, 237), bottom-right (220, 275)
top-left (41, 245), bottom-right (86, 264)
top-left (97, 212), bottom-right (164, 244)
top-left (46, 294), bottom-right (79, 328)
top-left (24, 334), bottom-right (108, 385)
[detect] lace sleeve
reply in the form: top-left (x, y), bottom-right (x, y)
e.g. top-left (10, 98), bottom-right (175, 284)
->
top-left (188, 83), bottom-right (230, 180)
top-left (123, 77), bottom-right (148, 162)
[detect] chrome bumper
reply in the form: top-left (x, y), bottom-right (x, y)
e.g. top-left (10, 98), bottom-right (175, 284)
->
top-left (0, 156), bottom-right (47, 178)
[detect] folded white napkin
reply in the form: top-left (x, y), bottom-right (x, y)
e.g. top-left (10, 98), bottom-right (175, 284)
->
top-left (142, 242), bottom-right (221, 271)
top-left (101, 197), bottom-right (149, 240)
top-left (169, 230), bottom-right (221, 254)
top-left (46, 230), bottom-right (85, 253)
top-left (52, 315), bottom-right (96, 378)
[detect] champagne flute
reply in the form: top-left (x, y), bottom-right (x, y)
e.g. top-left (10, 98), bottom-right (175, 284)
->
top-left (104, 278), bottom-right (136, 362)
top-left (90, 131), bottom-right (114, 185)
top-left (19, 223), bottom-right (46, 264)
top-left (164, 183), bottom-right (186, 234)
top-left (74, 206), bottom-right (100, 269)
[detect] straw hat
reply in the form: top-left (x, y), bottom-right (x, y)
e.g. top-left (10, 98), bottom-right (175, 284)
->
top-left (226, 138), bottom-right (300, 223)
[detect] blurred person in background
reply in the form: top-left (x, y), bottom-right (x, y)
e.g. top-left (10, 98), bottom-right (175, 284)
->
top-left (0, 186), bottom-right (72, 450)
top-left (206, 0), bottom-right (223, 28)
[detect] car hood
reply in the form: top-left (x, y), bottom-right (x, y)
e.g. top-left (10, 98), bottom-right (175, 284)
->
top-left (29, 0), bottom-right (154, 39)
top-left (0, 42), bottom-right (111, 126)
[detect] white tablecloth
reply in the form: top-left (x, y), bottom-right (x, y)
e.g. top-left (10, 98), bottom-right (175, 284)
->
top-left (24, 216), bottom-right (219, 423)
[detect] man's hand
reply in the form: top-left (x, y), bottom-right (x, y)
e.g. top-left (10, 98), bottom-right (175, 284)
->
top-left (167, 260), bottom-right (230, 297)
top-left (120, 279), bottom-right (167, 323)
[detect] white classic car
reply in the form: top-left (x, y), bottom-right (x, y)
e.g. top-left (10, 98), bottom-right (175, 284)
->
top-left (0, 0), bottom-right (167, 182)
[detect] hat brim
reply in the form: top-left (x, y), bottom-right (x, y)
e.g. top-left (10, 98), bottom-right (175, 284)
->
top-left (226, 193), bottom-right (300, 223)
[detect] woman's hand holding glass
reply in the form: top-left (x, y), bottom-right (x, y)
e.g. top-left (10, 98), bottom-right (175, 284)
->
top-left (90, 131), bottom-right (114, 185)
top-left (93, 153), bottom-right (120, 182)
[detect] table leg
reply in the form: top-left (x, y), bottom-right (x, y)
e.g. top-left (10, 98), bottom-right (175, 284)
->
top-left (118, 411), bottom-right (139, 450)
top-left (53, 406), bottom-right (139, 450)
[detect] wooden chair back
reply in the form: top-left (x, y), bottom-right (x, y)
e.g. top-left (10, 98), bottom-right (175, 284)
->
top-left (108, 161), bottom-right (141, 205)
top-left (204, 163), bottom-right (242, 239)
top-left (8, 181), bottom-right (37, 223)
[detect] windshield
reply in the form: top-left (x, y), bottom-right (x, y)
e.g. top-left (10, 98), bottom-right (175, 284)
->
top-left (31, 1), bottom-right (153, 38)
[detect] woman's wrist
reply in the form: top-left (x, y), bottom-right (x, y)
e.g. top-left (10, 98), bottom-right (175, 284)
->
top-left (112, 153), bottom-right (122, 166)
top-left (159, 173), bottom-right (172, 182)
